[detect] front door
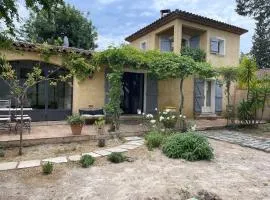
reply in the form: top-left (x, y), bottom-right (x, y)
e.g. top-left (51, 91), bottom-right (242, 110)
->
top-left (121, 72), bottom-right (144, 114)
top-left (202, 80), bottom-right (215, 113)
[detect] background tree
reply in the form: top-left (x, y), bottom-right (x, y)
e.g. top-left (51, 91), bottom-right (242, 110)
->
top-left (21, 3), bottom-right (97, 50)
top-left (0, 0), bottom-right (63, 35)
top-left (236, 0), bottom-right (270, 68)
top-left (238, 56), bottom-right (257, 97)
top-left (218, 67), bottom-right (239, 106)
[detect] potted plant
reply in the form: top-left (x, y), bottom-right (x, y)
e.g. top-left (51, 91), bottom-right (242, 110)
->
top-left (94, 117), bottom-right (106, 147)
top-left (66, 114), bottom-right (85, 135)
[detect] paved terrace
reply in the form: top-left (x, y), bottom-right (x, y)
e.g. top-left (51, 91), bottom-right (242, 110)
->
top-left (0, 119), bottom-right (228, 146)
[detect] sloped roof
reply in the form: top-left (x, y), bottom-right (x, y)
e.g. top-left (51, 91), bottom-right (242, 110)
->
top-left (12, 41), bottom-right (93, 56)
top-left (125, 9), bottom-right (248, 42)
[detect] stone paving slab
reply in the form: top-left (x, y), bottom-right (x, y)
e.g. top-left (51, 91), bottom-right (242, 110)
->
top-left (42, 156), bottom-right (68, 163)
top-left (126, 141), bottom-right (144, 146)
top-left (94, 150), bottom-right (112, 156)
top-left (200, 130), bottom-right (270, 153)
top-left (106, 147), bottom-right (128, 153)
top-left (124, 136), bottom-right (143, 141)
top-left (82, 152), bottom-right (101, 158)
top-left (18, 160), bottom-right (40, 169)
top-left (68, 155), bottom-right (81, 161)
top-left (118, 144), bottom-right (139, 150)
top-left (0, 162), bottom-right (18, 171)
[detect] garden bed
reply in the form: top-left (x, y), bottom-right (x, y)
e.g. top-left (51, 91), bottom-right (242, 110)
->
top-left (0, 139), bottom-right (269, 200)
top-left (0, 139), bottom-right (123, 162)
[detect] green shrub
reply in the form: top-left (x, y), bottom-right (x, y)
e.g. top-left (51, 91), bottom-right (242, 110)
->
top-left (66, 114), bottom-right (85, 125)
top-left (0, 149), bottom-right (5, 157)
top-left (180, 47), bottom-right (206, 62)
top-left (0, 145), bottom-right (4, 157)
top-left (108, 152), bottom-right (126, 163)
top-left (42, 162), bottom-right (53, 175)
top-left (162, 132), bottom-right (214, 161)
top-left (145, 131), bottom-right (164, 150)
top-left (80, 155), bottom-right (95, 168)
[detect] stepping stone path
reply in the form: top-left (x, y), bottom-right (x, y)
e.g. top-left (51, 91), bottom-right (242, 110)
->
top-left (0, 136), bottom-right (145, 171)
top-left (200, 130), bottom-right (270, 152)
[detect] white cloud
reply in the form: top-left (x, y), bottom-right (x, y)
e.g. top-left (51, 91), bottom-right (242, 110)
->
top-left (96, 34), bottom-right (127, 50)
top-left (95, 0), bottom-right (123, 5)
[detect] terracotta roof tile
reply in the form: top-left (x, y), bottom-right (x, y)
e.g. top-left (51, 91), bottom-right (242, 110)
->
top-left (12, 41), bottom-right (93, 56)
top-left (125, 9), bottom-right (248, 42)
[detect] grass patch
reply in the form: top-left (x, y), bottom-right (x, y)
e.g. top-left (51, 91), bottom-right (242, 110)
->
top-left (145, 131), bottom-right (165, 150)
top-left (42, 162), bottom-right (53, 175)
top-left (162, 132), bottom-right (214, 161)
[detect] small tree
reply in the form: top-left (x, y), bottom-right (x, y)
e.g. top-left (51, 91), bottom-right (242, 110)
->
top-left (0, 55), bottom-right (72, 155)
top-left (238, 56), bottom-right (257, 98)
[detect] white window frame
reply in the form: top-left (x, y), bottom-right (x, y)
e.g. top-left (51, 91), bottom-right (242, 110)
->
top-left (140, 40), bottom-right (147, 51)
top-left (210, 37), bottom-right (226, 56)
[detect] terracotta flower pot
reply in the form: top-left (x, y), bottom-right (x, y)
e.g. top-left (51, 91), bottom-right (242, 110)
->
top-left (70, 124), bottom-right (83, 135)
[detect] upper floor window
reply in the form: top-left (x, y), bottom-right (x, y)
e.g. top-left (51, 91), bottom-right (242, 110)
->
top-left (160, 36), bottom-right (173, 52)
top-left (210, 37), bottom-right (225, 55)
top-left (140, 41), bottom-right (147, 51)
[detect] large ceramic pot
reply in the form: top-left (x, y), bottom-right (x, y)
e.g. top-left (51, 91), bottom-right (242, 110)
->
top-left (70, 124), bottom-right (83, 135)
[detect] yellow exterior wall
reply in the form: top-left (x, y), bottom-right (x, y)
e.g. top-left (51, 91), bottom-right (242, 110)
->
top-left (72, 68), bottom-right (105, 113)
top-left (129, 18), bottom-right (241, 117)
top-left (0, 49), bottom-right (105, 114)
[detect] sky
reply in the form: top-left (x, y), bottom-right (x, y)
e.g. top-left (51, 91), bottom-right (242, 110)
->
top-left (17, 0), bottom-right (255, 53)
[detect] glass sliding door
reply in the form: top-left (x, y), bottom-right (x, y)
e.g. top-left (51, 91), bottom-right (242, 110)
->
top-left (5, 60), bottom-right (73, 121)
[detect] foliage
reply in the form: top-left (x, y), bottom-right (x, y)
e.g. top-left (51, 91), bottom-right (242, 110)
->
top-left (0, 145), bottom-right (5, 157)
top-left (145, 131), bottom-right (165, 150)
top-left (42, 162), bottom-right (54, 175)
top-left (108, 152), bottom-right (126, 163)
top-left (238, 56), bottom-right (257, 96)
top-left (162, 132), bottom-right (214, 161)
top-left (251, 18), bottom-right (270, 68)
top-left (180, 47), bottom-right (206, 62)
top-left (66, 114), bottom-right (85, 125)
top-left (21, 3), bottom-right (97, 49)
top-left (80, 155), bottom-right (95, 168)
top-left (217, 66), bottom-right (239, 105)
top-left (159, 110), bottom-right (177, 129)
top-left (63, 53), bottom-right (97, 81)
top-left (0, 0), bottom-right (63, 35)
top-left (236, 0), bottom-right (270, 69)
top-left (94, 117), bottom-right (106, 129)
top-left (149, 53), bottom-right (198, 114)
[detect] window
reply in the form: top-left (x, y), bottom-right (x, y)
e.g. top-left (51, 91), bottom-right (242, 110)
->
top-left (210, 37), bottom-right (225, 55)
top-left (140, 41), bottom-right (147, 51)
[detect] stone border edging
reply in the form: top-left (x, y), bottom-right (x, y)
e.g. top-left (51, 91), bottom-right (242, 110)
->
top-left (0, 136), bottom-right (144, 171)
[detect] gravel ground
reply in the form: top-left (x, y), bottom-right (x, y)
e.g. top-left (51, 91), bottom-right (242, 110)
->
top-left (0, 139), bottom-right (269, 200)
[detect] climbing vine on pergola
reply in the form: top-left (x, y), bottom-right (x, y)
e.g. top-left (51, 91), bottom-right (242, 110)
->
top-left (93, 45), bottom-right (215, 131)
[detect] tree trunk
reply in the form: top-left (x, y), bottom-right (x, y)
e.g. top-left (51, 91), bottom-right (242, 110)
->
top-left (226, 82), bottom-right (231, 126)
top-left (179, 79), bottom-right (184, 114)
top-left (19, 96), bottom-right (23, 155)
top-left (260, 93), bottom-right (267, 123)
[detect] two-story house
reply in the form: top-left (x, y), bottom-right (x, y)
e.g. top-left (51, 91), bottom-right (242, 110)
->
top-left (125, 9), bottom-right (248, 118)
top-left (0, 9), bottom-right (248, 121)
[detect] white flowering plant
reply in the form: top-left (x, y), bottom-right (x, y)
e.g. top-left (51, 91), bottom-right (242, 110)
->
top-left (159, 109), bottom-right (177, 129)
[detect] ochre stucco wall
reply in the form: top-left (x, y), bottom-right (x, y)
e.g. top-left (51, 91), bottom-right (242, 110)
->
top-left (0, 49), bottom-right (105, 114)
top-left (129, 18), bottom-right (242, 117)
top-left (72, 68), bottom-right (105, 113)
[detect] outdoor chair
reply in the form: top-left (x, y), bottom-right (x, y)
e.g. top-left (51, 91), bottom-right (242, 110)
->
top-left (13, 106), bottom-right (32, 134)
top-left (0, 100), bottom-right (12, 133)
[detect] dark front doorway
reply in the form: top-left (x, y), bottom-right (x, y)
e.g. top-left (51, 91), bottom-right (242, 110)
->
top-left (121, 72), bottom-right (144, 114)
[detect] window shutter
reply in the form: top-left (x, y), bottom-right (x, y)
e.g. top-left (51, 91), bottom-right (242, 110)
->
top-left (160, 36), bottom-right (171, 52)
top-left (210, 38), bottom-right (219, 53)
top-left (190, 36), bottom-right (200, 49)
top-left (194, 79), bottom-right (204, 113)
top-left (215, 81), bottom-right (223, 112)
top-left (146, 75), bottom-right (158, 114)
